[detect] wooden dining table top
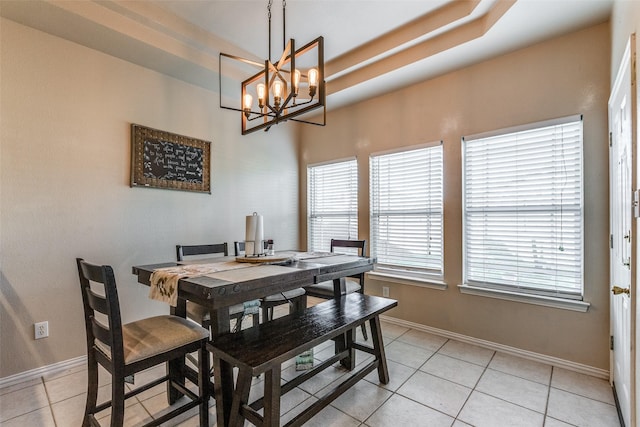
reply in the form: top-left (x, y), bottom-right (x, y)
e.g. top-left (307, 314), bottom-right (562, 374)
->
top-left (132, 251), bottom-right (375, 310)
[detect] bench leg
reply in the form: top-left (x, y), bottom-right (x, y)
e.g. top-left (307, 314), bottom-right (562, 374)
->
top-left (229, 368), bottom-right (252, 427)
top-left (213, 354), bottom-right (235, 427)
top-left (263, 365), bottom-right (282, 427)
top-left (334, 328), bottom-right (356, 371)
top-left (369, 316), bottom-right (390, 384)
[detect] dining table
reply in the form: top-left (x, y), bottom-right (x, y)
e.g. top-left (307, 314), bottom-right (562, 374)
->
top-left (132, 250), bottom-right (375, 426)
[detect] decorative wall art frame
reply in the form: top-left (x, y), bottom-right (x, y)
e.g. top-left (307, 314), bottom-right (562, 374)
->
top-left (130, 124), bottom-right (211, 193)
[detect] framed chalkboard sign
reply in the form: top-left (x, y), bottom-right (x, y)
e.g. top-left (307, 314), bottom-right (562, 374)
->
top-left (130, 124), bottom-right (211, 193)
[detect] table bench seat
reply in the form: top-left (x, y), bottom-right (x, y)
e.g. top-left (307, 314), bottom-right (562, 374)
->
top-left (209, 293), bottom-right (397, 427)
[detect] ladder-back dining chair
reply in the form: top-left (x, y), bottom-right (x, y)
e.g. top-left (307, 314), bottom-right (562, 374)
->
top-left (304, 239), bottom-right (369, 340)
top-left (176, 243), bottom-right (260, 330)
top-left (234, 241), bottom-right (307, 321)
top-left (76, 258), bottom-right (210, 427)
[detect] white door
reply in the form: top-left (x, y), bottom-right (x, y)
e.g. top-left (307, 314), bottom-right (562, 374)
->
top-left (609, 34), bottom-right (636, 427)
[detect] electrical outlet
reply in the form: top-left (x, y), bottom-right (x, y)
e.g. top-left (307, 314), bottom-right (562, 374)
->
top-left (35, 321), bottom-right (49, 339)
top-left (382, 286), bottom-right (390, 297)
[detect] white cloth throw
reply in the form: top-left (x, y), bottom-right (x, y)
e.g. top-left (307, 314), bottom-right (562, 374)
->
top-left (149, 262), bottom-right (251, 306)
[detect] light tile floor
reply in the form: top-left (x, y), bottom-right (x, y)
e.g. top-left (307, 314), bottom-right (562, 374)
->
top-left (1, 305), bottom-right (622, 427)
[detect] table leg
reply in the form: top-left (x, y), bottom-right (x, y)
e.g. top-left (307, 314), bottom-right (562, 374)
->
top-left (211, 306), bottom-right (231, 336)
top-left (212, 307), bottom-right (233, 427)
top-left (168, 298), bottom-right (187, 404)
top-left (293, 294), bottom-right (307, 314)
top-left (332, 277), bottom-right (346, 296)
top-left (332, 278), bottom-right (355, 370)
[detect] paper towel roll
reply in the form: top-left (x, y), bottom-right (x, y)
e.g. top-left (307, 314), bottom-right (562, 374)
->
top-left (245, 212), bottom-right (264, 256)
top-left (246, 212), bottom-right (257, 241)
top-left (255, 214), bottom-right (264, 255)
top-left (245, 241), bottom-right (255, 256)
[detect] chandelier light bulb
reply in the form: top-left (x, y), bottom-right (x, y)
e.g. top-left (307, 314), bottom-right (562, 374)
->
top-left (243, 93), bottom-right (253, 117)
top-left (256, 83), bottom-right (266, 108)
top-left (293, 69), bottom-right (301, 96)
top-left (273, 80), bottom-right (283, 108)
top-left (308, 68), bottom-right (318, 98)
top-left (273, 80), bottom-right (283, 97)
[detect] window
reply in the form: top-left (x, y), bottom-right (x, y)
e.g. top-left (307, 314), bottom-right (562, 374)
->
top-left (307, 159), bottom-right (358, 252)
top-left (463, 116), bottom-right (583, 299)
top-left (370, 143), bottom-right (444, 277)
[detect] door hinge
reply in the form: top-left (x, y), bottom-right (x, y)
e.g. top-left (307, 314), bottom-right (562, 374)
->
top-left (609, 132), bottom-right (613, 147)
top-left (611, 234), bottom-right (614, 249)
top-left (611, 335), bottom-right (614, 351)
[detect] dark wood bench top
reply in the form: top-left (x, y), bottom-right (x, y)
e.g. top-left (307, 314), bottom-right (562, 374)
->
top-left (210, 293), bottom-right (397, 375)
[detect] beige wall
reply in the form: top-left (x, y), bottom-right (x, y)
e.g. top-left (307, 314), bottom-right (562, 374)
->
top-left (0, 19), bottom-right (299, 378)
top-left (611, 0), bottom-right (640, 86)
top-left (299, 23), bottom-right (611, 369)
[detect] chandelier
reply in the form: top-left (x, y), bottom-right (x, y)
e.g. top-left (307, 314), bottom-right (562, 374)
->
top-left (219, 0), bottom-right (326, 135)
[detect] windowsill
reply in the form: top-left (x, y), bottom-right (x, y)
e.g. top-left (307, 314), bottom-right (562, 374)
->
top-left (458, 284), bottom-right (590, 312)
top-left (366, 270), bottom-right (447, 290)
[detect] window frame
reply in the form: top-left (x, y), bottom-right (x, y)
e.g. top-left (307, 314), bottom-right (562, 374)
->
top-left (307, 157), bottom-right (359, 253)
top-left (462, 115), bottom-right (585, 301)
top-left (369, 142), bottom-right (444, 282)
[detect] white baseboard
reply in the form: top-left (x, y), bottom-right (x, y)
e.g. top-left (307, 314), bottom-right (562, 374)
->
top-left (0, 355), bottom-right (87, 390)
top-left (380, 315), bottom-right (610, 380)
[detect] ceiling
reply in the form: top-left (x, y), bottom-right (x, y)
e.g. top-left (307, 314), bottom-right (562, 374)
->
top-left (1, 0), bottom-right (613, 111)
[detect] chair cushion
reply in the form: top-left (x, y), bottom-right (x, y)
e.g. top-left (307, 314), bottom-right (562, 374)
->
top-left (304, 278), bottom-right (361, 298)
top-left (262, 287), bottom-right (306, 302)
top-left (118, 315), bottom-right (209, 364)
top-left (186, 301), bottom-right (245, 323)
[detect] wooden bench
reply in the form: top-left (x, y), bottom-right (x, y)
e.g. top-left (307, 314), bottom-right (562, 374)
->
top-left (209, 293), bottom-right (397, 427)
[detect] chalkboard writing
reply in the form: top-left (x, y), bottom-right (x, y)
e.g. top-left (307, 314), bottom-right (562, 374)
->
top-left (130, 124), bottom-right (211, 193)
top-left (143, 139), bottom-right (204, 183)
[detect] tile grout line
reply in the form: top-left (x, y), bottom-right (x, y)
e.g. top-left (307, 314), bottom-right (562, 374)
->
top-left (41, 375), bottom-right (60, 427)
top-left (544, 366), bottom-right (582, 427)
top-left (542, 366), bottom-right (554, 426)
top-left (0, 375), bottom-right (56, 426)
top-left (384, 337), bottom-right (481, 423)
top-left (362, 332), bottom-right (436, 425)
top-left (454, 348), bottom-right (497, 423)
top-left (395, 340), bottom-right (578, 425)
top-left (360, 389), bottom-right (394, 426)
top-left (292, 327), bottom-right (418, 426)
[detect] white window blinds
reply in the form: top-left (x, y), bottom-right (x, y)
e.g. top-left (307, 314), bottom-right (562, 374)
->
top-left (370, 144), bottom-right (443, 274)
top-left (463, 116), bottom-right (583, 298)
top-left (308, 159), bottom-right (358, 252)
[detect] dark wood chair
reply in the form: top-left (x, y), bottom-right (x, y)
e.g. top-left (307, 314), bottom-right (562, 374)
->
top-left (176, 243), bottom-right (259, 330)
top-left (76, 258), bottom-right (209, 427)
top-left (234, 241), bottom-right (307, 321)
top-left (304, 239), bottom-right (369, 340)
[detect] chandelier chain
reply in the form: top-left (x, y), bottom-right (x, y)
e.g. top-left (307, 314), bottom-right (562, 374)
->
top-left (266, 0), bottom-right (289, 60)
top-left (267, 0), bottom-right (272, 60)
top-left (282, 0), bottom-right (286, 50)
